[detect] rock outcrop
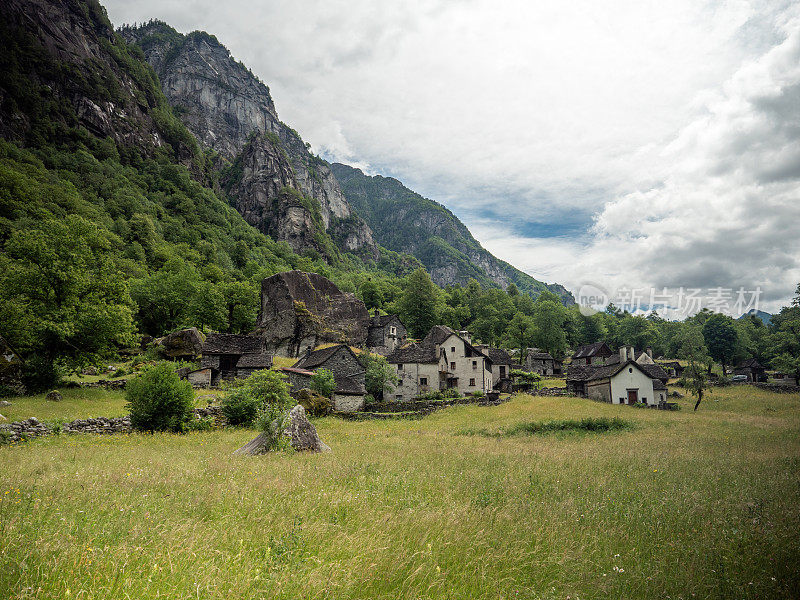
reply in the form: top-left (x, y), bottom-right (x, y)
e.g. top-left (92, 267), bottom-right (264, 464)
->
top-left (234, 404), bottom-right (331, 455)
top-left (120, 22), bottom-right (378, 261)
top-left (254, 271), bottom-right (369, 357)
top-left (155, 327), bottom-right (206, 359)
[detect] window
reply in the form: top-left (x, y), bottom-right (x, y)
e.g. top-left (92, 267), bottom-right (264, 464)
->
top-left (628, 367), bottom-right (633, 373)
top-left (420, 377), bottom-right (428, 386)
top-left (469, 378), bottom-right (476, 386)
top-left (451, 346), bottom-right (456, 353)
top-left (472, 360), bottom-right (477, 370)
top-left (389, 326), bottom-right (396, 335)
top-left (450, 362), bottom-right (456, 371)
top-left (397, 363), bottom-right (403, 370)
top-left (499, 366), bottom-right (506, 378)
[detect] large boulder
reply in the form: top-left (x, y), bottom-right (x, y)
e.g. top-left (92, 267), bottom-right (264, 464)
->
top-left (253, 271), bottom-right (369, 357)
top-left (155, 327), bottom-right (205, 359)
top-left (45, 390), bottom-right (62, 402)
top-left (234, 404), bottom-right (331, 455)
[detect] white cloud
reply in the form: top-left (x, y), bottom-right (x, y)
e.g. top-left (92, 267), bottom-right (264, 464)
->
top-left (103, 0), bottom-right (800, 312)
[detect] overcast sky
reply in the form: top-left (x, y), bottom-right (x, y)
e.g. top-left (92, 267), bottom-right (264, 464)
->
top-left (105, 0), bottom-right (800, 314)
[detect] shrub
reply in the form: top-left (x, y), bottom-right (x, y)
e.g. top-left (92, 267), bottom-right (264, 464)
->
top-left (296, 388), bottom-right (332, 417)
top-left (221, 369), bottom-right (294, 435)
top-left (21, 357), bottom-right (61, 393)
top-left (125, 362), bottom-right (194, 432)
top-left (310, 368), bottom-right (336, 398)
top-left (111, 367), bottom-right (127, 378)
top-left (186, 416), bottom-right (215, 431)
top-left (442, 388), bottom-right (461, 399)
top-left (417, 390), bottom-right (444, 402)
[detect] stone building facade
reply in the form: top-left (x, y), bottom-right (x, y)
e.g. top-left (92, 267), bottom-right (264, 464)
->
top-left (366, 311), bottom-right (407, 355)
top-left (292, 344), bottom-right (367, 412)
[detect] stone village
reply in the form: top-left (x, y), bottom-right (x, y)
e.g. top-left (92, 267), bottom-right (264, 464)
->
top-left (158, 270), bottom-right (678, 413)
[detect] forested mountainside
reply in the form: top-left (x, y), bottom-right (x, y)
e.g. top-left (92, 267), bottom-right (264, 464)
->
top-left (331, 163), bottom-right (573, 302)
top-left (118, 21), bottom-right (378, 262)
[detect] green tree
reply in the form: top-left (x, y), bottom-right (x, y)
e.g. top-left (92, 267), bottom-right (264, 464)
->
top-left (673, 326), bottom-right (712, 411)
top-left (397, 268), bottom-right (438, 338)
top-left (188, 281), bottom-right (226, 331)
top-left (126, 362), bottom-right (194, 432)
top-left (702, 313), bottom-right (740, 376)
top-left (310, 368), bottom-right (336, 398)
top-left (220, 280), bottom-right (259, 333)
top-left (531, 292), bottom-right (568, 357)
top-left (618, 315), bottom-right (658, 350)
top-left (0, 215), bottom-right (136, 385)
top-left (360, 279), bottom-right (385, 311)
top-left (504, 312), bottom-right (537, 356)
top-left (360, 352), bottom-right (399, 401)
top-left (130, 260), bottom-right (200, 335)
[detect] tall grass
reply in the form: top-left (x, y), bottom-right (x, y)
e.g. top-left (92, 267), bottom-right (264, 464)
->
top-left (0, 387), bottom-right (798, 599)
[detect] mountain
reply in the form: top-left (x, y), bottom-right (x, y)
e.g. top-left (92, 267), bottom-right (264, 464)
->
top-left (119, 21), bottom-right (378, 262)
top-left (738, 309), bottom-right (772, 325)
top-left (331, 163), bottom-right (574, 302)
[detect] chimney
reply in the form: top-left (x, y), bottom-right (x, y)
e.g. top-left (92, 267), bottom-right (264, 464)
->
top-left (646, 347), bottom-right (653, 358)
top-left (627, 345), bottom-right (635, 361)
top-left (619, 346), bottom-right (628, 363)
top-left (459, 330), bottom-right (472, 343)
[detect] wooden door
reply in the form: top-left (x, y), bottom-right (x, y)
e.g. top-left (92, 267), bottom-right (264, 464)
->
top-left (627, 389), bottom-right (638, 405)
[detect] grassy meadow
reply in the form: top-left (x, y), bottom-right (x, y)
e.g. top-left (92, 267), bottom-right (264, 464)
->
top-left (1, 386), bottom-right (798, 599)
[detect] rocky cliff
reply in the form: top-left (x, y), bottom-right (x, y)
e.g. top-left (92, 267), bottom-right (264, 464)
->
top-left (120, 22), bottom-right (378, 261)
top-left (331, 163), bottom-right (574, 303)
top-left (0, 0), bottom-right (201, 166)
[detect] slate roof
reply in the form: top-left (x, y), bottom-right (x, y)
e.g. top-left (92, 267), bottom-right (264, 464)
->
top-left (659, 361), bottom-right (684, 370)
top-left (653, 380), bottom-right (668, 390)
top-left (567, 360), bottom-right (669, 383)
top-left (422, 325), bottom-right (457, 346)
top-left (203, 333), bottom-right (263, 355)
top-left (736, 358), bottom-right (765, 369)
top-left (369, 314), bottom-right (402, 328)
top-left (484, 348), bottom-right (513, 365)
top-left (235, 353), bottom-right (273, 369)
top-left (527, 349), bottom-right (554, 361)
top-left (572, 342), bottom-right (613, 359)
top-left (335, 375), bottom-right (367, 395)
top-left (279, 367), bottom-right (315, 376)
top-left (293, 344), bottom-right (359, 370)
top-left (386, 342), bottom-right (439, 364)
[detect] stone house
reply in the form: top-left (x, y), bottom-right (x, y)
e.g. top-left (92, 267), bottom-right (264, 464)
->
top-left (659, 361), bottom-right (685, 378)
top-left (200, 333), bottom-right (269, 386)
top-left (387, 326), bottom-right (493, 401)
top-left (524, 348), bottom-right (556, 376)
top-left (366, 310), bottom-right (407, 355)
top-left (475, 345), bottom-right (514, 383)
top-left (571, 341), bottom-right (614, 366)
top-left (566, 345), bottom-right (669, 406)
top-left (278, 366), bottom-right (315, 393)
top-left (292, 344), bottom-right (367, 412)
top-left (733, 358), bottom-right (767, 382)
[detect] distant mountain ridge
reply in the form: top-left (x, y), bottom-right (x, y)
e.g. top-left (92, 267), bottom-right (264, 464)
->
top-left (331, 163), bottom-right (574, 302)
top-left (739, 309), bottom-right (772, 325)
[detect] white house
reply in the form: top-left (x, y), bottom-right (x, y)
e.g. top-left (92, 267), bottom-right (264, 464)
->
top-left (387, 326), bottom-right (493, 401)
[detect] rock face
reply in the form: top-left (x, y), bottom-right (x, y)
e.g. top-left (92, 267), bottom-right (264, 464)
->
top-left (331, 163), bottom-right (576, 303)
top-left (234, 404), bottom-right (331, 455)
top-left (254, 271), bottom-right (369, 357)
top-left (0, 0), bottom-right (197, 164)
top-left (120, 22), bottom-right (378, 261)
top-left (156, 327), bottom-right (205, 359)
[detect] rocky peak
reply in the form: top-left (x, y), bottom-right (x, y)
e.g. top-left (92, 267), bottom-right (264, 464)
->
top-left (121, 21), bottom-right (379, 261)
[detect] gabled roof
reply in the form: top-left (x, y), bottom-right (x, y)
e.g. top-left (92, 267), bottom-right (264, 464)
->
top-left (567, 359), bottom-right (669, 383)
top-left (335, 375), bottom-right (367, 395)
top-left (369, 314), bottom-right (403, 328)
top-left (736, 358), bottom-right (765, 369)
top-left (422, 325), bottom-right (457, 346)
top-left (653, 380), bottom-right (668, 390)
top-left (572, 341), bottom-right (613, 359)
top-left (235, 353), bottom-right (273, 369)
top-left (203, 333), bottom-right (263, 355)
top-left (386, 342), bottom-right (439, 364)
top-left (527, 349), bottom-right (554, 361)
top-left (293, 344), bottom-right (360, 370)
top-left (486, 348), bottom-right (513, 364)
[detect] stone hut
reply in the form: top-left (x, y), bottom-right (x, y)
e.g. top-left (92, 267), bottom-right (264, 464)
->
top-left (733, 358), bottom-right (767, 382)
top-left (366, 310), bottom-right (407, 355)
top-left (659, 361), bottom-right (685, 378)
top-left (292, 344), bottom-right (367, 412)
top-left (571, 341), bottom-right (614, 366)
top-left (475, 345), bottom-right (514, 382)
top-left (524, 348), bottom-right (556, 376)
top-left (235, 352), bottom-right (274, 379)
top-left (201, 333), bottom-right (267, 386)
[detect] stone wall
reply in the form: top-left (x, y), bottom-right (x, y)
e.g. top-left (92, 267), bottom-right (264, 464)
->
top-left (0, 408), bottom-right (226, 443)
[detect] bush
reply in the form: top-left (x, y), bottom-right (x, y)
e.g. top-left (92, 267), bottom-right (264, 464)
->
top-left (21, 357), bottom-right (60, 393)
top-left (111, 367), bottom-right (127, 378)
top-left (442, 388), bottom-right (461, 399)
top-left (221, 369), bottom-right (294, 434)
top-left (125, 362), bottom-right (194, 432)
top-left (310, 368), bottom-right (336, 398)
top-left (186, 416), bottom-right (215, 431)
top-left (296, 388), bottom-right (332, 417)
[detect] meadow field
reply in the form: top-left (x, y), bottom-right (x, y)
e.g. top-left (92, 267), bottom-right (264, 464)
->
top-left (1, 386), bottom-right (798, 599)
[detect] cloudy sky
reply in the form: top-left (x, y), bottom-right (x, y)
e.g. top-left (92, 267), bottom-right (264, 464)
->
top-left (104, 0), bottom-right (800, 314)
